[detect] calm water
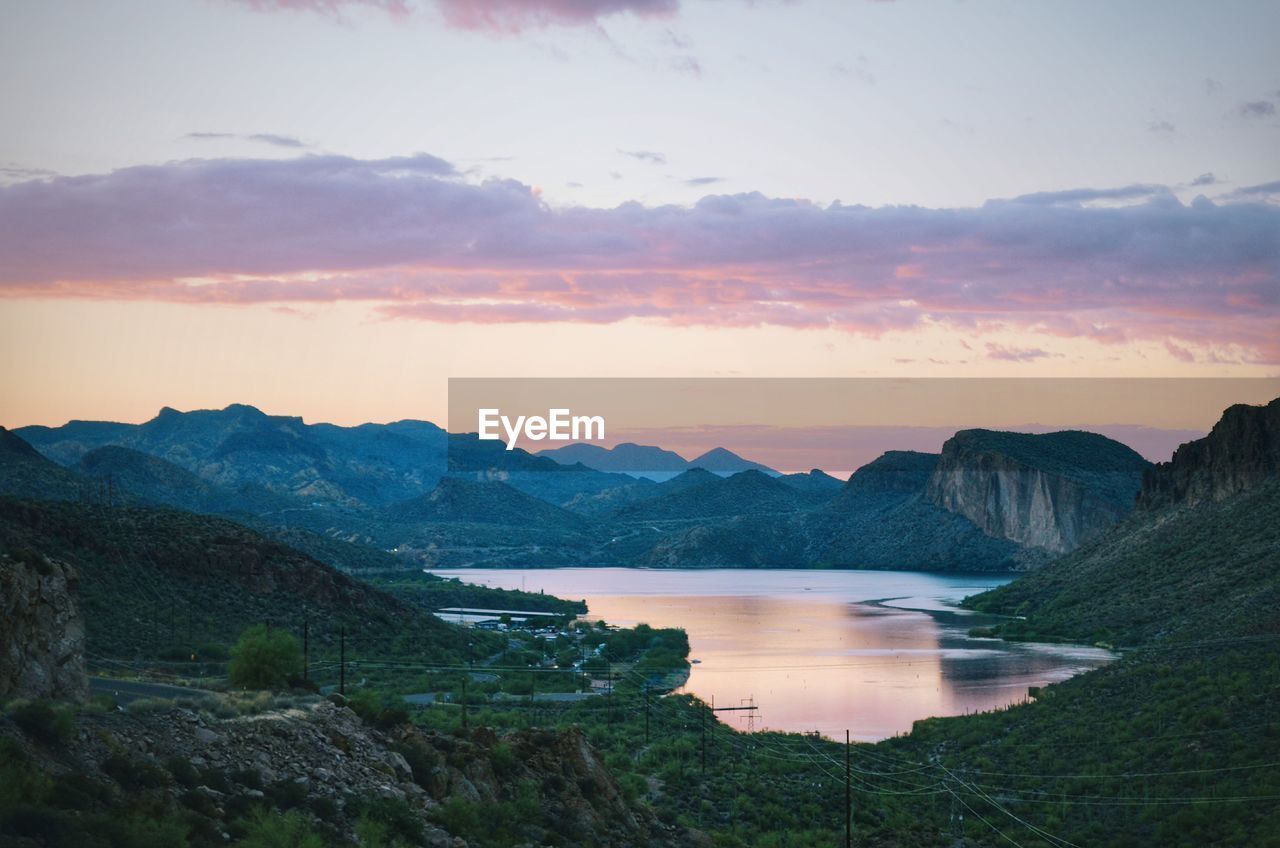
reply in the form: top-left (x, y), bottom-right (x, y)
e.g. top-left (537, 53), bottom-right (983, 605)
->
top-left (429, 568), bottom-right (1113, 741)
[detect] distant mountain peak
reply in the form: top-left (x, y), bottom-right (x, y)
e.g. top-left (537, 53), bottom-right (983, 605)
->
top-left (688, 447), bottom-right (778, 476)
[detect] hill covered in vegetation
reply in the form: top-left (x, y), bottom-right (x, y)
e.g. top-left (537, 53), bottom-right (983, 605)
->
top-left (0, 497), bottom-right (496, 665)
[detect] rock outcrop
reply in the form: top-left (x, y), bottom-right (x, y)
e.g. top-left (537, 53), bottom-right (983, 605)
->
top-left (926, 430), bottom-right (1151, 554)
top-left (1138, 397), bottom-right (1280, 511)
top-left (0, 553), bottom-right (88, 701)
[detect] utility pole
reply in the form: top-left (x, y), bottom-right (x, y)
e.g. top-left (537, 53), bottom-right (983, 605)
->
top-left (701, 699), bottom-right (708, 774)
top-left (845, 730), bottom-right (852, 848)
top-left (303, 613), bottom-right (310, 682)
top-left (606, 664), bottom-right (614, 723)
top-left (644, 683), bottom-right (651, 744)
top-left (339, 625), bottom-right (346, 696)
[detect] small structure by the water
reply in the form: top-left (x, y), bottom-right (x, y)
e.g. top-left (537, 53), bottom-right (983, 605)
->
top-left (434, 607), bottom-right (568, 628)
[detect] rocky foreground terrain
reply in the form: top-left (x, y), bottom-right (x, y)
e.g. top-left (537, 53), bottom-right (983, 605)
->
top-left (0, 551), bottom-right (697, 848)
top-left (1, 693), bottom-right (694, 848)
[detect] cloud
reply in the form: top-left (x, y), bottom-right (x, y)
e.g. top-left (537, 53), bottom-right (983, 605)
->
top-left (435, 0), bottom-right (678, 32)
top-left (832, 55), bottom-right (875, 86)
top-left (1190, 172), bottom-right (1218, 187)
top-left (1146, 120), bottom-right (1176, 134)
top-left (1229, 180), bottom-right (1280, 198)
top-left (0, 164), bottom-right (57, 184)
top-left (1237, 100), bottom-right (1277, 118)
top-left (685, 176), bottom-right (723, 186)
top-left (1005, 184), bottom-right (1172, 206)
top-left (226, 0), bottom-right (413, 19)
top-left (619, 149), bottom-right (667, 165)
top-left (1164, 340), bottom-right (1195, 363)
top-left (186, 132), bottom-right (309, 148)
top-left (227, 0), bottom-right (682, 31)
top-left (1, 155), bottom-right (1278, 362)
top-left (984, 343), bottom-right (1053, 362)
top-left (1203, 77), bottom-right (1223, 96)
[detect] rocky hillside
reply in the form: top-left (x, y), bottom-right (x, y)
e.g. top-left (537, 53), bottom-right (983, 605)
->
top-left (1137, 396), bottom-right (1280, 510)
top-left (813, 451), bottom-right (1034, 570)
top-left (966, 397), bottom-right (1280, 645)
top-left (926, 429), bottom-right (1150, 553)
top-left (0, 696), bottom-right (694, 848)
top-left (0, 553), bottom-right (87, 702)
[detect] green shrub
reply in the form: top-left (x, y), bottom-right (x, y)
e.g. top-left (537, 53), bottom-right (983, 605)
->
top-left (102, 754), bottom-right (169, 791)
top-left (96, 810), bottom-right (193, 848)
top-left (489, 742), bottom-right (518, 779)
top-left (8, 700), bottom-right (74, 745)
top-left (347, 689), bottom-right (409, 730)
top-left (0, 744), bottom-right (52, 816)
top-left (228, 624), bottom-right (302, 690)
top-left (165, 756), bottom-right (200, 789)
top-left (126, 697), bottom-right (174, 716)
top-left (47, 772), bottom-right (111, 811)
top-left (237, 809), bottom-right (324, 848)
top-left (348, 796), bottom-right (423, 846)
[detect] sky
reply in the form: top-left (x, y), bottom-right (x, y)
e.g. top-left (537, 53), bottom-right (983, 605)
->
top-left (1, 0), bottom-right (1278, 429)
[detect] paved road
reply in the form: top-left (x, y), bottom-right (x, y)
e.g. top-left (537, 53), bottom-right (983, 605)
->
top-left (89, 676), bottom-right (215, 705)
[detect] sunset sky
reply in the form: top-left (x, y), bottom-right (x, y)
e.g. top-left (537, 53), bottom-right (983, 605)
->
top-left (2, 0), bottom-right (1278, 429)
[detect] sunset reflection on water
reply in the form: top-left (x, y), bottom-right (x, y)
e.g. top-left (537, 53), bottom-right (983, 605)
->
top-left (430, 568), bottom-right (1114, 741)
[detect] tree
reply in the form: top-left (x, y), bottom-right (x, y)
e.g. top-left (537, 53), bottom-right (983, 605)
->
top-left (228, 624), bottom-right (302, 689)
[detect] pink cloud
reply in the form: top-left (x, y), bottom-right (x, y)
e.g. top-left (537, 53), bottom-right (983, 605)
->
top-left (225, 0), bottom-right (679, 30)
top-left (984, 343), bottom-right (1055, 362)
top-left (435, 0), bottom-right (678, 32)
top-left (1164, 339), bottom-right (1196, 363)
top-left (1, 154), bottom-right (1278, 361)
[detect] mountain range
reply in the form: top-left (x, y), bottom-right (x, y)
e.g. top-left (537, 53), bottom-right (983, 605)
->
top-left (535, 441), bottom-right (779, 479)
top-left (5, 403), bottom-right (1164, 571)
top-left (4, 395), bottom-right (1278, 848)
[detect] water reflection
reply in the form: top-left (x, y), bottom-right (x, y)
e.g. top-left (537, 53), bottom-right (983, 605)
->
top-left (429, 568), bottom-right (1113, 741)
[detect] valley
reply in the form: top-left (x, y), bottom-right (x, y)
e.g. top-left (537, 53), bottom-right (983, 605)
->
top-left (2, 395), bottom-right (1278, 847)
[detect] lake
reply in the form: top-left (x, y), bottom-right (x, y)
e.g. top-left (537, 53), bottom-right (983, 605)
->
top-left (428, 567), bottom-right (1114, 741)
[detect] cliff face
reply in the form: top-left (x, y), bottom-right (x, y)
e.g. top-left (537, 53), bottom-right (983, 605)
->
top-left (1138, 397), bottom-right (1280, 511)
top-left (926, 430), bottom-right (1150, 554)
top-left (0, 553), bottom-right (88, 701)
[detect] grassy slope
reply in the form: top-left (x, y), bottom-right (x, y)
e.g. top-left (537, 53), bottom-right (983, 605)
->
top-left (858, 480), bottom-right (1280, 847)
top-left (964, 479), bottom-right (1280, 646)
top-left (0, 497), bottom-right (499, 664)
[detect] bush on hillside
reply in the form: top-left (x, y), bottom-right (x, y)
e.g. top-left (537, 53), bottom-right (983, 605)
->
top-left (228, 624), bottom-right (302, 690)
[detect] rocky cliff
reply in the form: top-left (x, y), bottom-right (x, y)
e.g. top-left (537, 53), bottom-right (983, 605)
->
top-left (1137, 397), bottom-right (1280, 511)
top-left (0, 553), bottom-right (88, 701)
top-left (926, 430), bottom-right (1150, 554)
